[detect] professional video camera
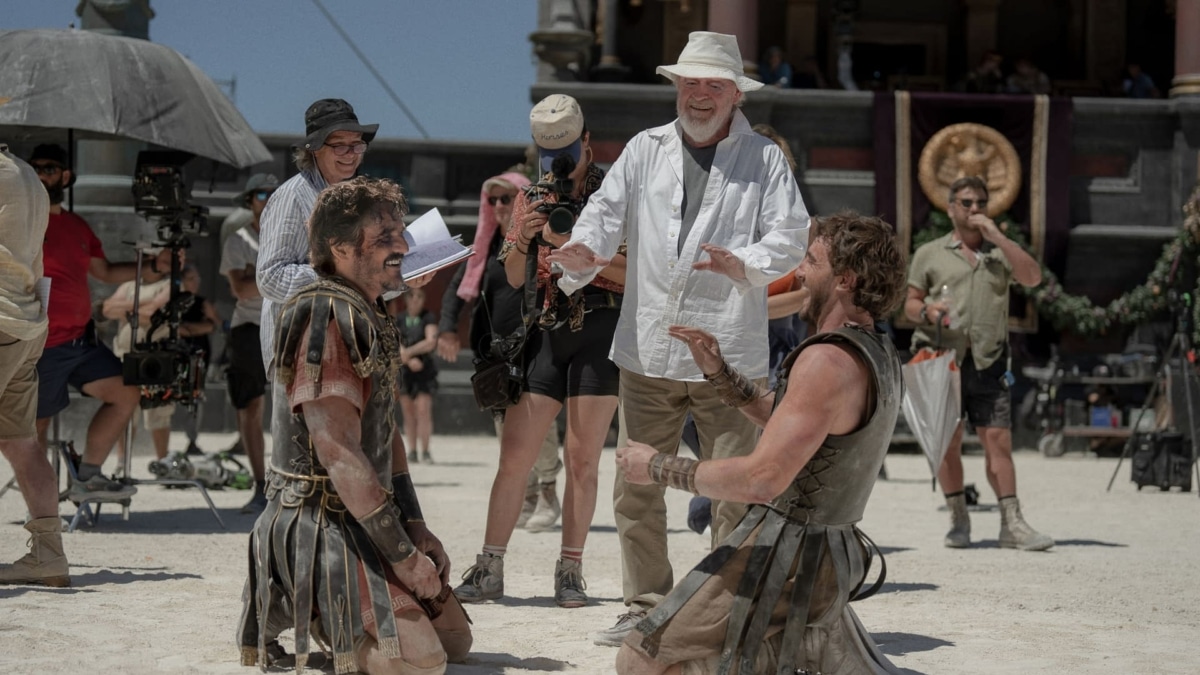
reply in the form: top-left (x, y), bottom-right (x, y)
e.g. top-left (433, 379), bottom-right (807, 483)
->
top-left (528, 153), bottom-right (585, 235)
top-left (121, 150), bottom-right (209, 411)
top-left (131, 150), bottom-right (208, 241)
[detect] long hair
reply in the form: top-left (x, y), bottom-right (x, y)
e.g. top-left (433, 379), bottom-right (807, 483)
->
top-left (812, 210), bottom-right (907, 318)
top-left (308, 177), bottom-right (408, 275)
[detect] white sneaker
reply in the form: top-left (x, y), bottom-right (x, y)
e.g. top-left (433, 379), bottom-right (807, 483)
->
top-left (593, 610), bottom-right (646, 647)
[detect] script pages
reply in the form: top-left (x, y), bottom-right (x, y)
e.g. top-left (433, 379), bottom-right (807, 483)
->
top-left (401, 207), bottom-right (473, 281)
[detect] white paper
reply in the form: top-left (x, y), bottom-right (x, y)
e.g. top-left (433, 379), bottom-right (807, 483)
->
top-left (35, 277), bottom-right (51, 317)
top-left (401, 208), bottom-right (473, 280)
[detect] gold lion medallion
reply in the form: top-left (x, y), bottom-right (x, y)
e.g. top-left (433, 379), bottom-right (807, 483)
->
top-left (918, 123), bottom-right (1021, 217)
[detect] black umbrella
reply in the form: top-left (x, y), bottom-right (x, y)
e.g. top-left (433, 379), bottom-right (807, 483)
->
top-left (0, 28), bottom-right (270, 168)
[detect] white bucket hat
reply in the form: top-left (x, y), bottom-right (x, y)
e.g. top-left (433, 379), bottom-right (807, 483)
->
top-left (656, 31), bottom-right (763, 92)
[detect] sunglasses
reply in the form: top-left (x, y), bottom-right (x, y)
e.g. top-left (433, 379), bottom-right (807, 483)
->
top-left (487, 194), bottom-right (514, 206)
top-left (954, 198), bottom-right (988, 209)
top-left (32, 163), bottom-right (64, 176)
top-left (323, 141), bottom-right (368, 156)
top-left (253, 190), bottom-right (274, 201)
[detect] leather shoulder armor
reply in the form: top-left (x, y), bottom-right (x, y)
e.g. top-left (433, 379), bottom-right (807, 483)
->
top-left (274, 277), bottom-right (399, 391)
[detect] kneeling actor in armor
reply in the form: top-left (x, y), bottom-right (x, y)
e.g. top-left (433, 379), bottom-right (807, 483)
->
top-left (237, 177), bottom-right (471, 674)
top-left (615, 212), bottom-right (908, 675)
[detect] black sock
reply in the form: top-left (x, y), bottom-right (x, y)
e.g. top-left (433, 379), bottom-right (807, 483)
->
top-left (944, 490), bottom-right (965, 499)
top-left (255, 480), bottom-right (266, 495)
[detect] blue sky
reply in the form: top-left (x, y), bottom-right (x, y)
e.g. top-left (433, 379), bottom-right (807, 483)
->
top-left (3, 1), bottom-right (540, 142)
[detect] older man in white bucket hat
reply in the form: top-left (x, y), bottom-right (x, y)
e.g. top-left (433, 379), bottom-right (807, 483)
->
top-left (548, 31), bottom-right (809, 646)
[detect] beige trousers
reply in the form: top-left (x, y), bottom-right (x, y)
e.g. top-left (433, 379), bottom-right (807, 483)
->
top-left (614, 368), bottom-right (762, 612)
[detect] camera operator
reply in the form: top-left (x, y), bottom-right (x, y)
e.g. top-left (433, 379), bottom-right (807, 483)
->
top-left (455, 95), bottom-right (625, 609)
top-left (29, 144), bottom-right (171, 501)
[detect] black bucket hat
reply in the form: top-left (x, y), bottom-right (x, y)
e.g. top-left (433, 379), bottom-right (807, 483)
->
top-left (28, 144), bottom-right (76, 187)
top-left (301, 98), bottom-right (378, 151)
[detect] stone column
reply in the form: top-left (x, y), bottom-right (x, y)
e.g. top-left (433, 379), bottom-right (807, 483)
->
top-left (963, 0), bottom-right (1002, 71)
top-left (592, 0), bottom-right (630, 81)
top-left (708, 0), bottom-right (759, 75)
top-left (1171, 0), bottom-right (1200, 97)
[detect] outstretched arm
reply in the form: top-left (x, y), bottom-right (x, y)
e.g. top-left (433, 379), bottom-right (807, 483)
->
top-left (667, 325), bottom-right (774, 427)
top-left (618, 343), bottom-right (870, 504)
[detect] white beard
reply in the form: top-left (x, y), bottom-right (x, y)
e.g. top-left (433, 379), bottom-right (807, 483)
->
top-left (677, 100), bottom-right (733, 145)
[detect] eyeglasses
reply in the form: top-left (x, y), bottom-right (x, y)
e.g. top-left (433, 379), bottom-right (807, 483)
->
top-left (954, 198), bottom-right (988, 210)
top-left (486, 194), bottom-right (514, 206)
top-left (31, 163), bottom-right (63, 176)
top-left (253, 190), bottom-right (274, 201)
top-left (323, 142), bottom-right (368, 156)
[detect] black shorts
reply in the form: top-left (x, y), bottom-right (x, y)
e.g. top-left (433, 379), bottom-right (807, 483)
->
top-left (400, 366), bottom-right (438, 398)
top-left (960, 350), bottom-right (1012, 429)
top-left (524, 305), bottom-right (620, 402)
top-left (226, 323), bottom-right (267, 409)
top-left (35, 335), bottom-right (124, 419)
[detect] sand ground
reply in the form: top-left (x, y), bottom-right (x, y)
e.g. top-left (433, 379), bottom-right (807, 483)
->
top-left (1, 432), bottom-right (1198, 674)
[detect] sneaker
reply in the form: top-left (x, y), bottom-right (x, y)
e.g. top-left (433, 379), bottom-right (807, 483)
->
top-left (525, 482), bottom-right (561, 532)
top-left (593, 610), bottom-right (646, 647)
top-left (453, 553), bottom-right (504, 603)
top-left (407, 449), bottom-right (419, 464)
top-left (421, 452), bottom-right (434, 465)
top-left (240, 489), bottom-right (268, 515)
top-left (686, 495), bottom-right (712, 535)
top-left (554, 559), bottom-right (588, 608)
top-left (69, 474), bottom-right (137, 503)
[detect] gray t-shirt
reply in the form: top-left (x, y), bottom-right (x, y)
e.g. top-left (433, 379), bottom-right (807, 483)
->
top-left (679, 141), bottom-right (716, 255)
top-left (219, 225), bottom-right (263, 328)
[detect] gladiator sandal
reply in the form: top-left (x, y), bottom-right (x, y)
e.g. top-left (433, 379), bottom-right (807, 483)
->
top-left (943, 492), bottom-right (971, 549)
top-left (998, 496), bottom-right (1054, 551)
top-left (453, 553), bottom-right (504, 603)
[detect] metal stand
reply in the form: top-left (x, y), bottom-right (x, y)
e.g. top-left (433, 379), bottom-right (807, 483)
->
top-left (1107, 299), bottom-right (1200, 496)
top-left (116, 416), bottom-right (227, 529)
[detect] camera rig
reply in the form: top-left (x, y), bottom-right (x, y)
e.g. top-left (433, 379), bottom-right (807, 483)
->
top-left (121, 150), bottom-right (209, 411)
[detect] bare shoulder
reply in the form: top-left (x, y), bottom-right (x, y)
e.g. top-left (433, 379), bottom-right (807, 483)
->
top-left (782, 341), bottom-right (871, 431)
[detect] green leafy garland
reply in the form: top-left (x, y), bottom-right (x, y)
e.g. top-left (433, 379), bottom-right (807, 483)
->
top-left (911, 188), bottom-right (1200, 343)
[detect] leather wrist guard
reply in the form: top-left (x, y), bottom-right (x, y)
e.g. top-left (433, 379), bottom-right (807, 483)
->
top-left (390, 472), bottom-right (424, 524)
top-left (648, 453), bottom-right (699, 494)
top-left (357, 500), bottom-right (416, 565)
top-left (703, 361), bottom-right (764, 408)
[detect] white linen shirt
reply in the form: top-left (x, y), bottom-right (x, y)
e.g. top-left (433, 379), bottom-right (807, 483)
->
top-left (558, 110), bottom-right (809, 381)
top-left (256, 168), bottom-right (327, 370)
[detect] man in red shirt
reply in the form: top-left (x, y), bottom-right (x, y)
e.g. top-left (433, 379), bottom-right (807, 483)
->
top-left (28, 145), bottom-right (169, 501)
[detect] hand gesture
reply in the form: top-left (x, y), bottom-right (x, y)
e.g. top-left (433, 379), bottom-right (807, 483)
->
top-left (614, 440), bottom-right (659, 485)
top-left (391, 552), bottom-right (441, 599)
top-left (408, 522), bottom-right (451, 586)
top-left (546, 242), bottom-right (610, 274)
top-left (666, 325), bottom-right (724, 376)
top-left (693, 244), bottom-right (746, 281)
top-left (968, 213), bottom-right (1003, 244)
top-left (436, 332), bottom-right (461, 362)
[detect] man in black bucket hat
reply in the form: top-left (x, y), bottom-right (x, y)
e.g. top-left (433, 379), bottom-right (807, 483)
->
top-left (257, 98), bottom-right (378, 376)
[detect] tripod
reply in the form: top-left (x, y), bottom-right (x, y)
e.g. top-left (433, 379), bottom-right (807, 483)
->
top-left (1107, 293), bottom-right (1200, 497)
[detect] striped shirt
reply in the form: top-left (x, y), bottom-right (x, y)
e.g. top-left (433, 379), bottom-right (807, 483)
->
top-left (256, 168), bottom-right (328, 370)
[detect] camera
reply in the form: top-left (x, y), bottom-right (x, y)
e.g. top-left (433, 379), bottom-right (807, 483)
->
top-left (132, 150), bottom-right (208, 240)
top-left (122, 151), bottom-right (209, 410)
top-left (530, 154), bottom-right (585, 235)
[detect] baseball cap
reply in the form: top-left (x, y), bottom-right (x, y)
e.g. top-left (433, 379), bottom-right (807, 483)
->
top-left (28, 144), bottom-right (76, 187)
top-left (233, 173), bottom-right (280, 205)
top-left (530, 94), bottom-right (584, 173)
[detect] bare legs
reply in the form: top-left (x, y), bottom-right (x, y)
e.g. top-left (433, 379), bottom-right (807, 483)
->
top-left (0, 437), bottom-right (58, 519)
top-left (937, 423), bottom-right (1018, 498)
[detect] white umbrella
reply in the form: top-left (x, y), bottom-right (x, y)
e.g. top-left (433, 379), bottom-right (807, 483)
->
top-left (901, 346), bottom-right (963, 490)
